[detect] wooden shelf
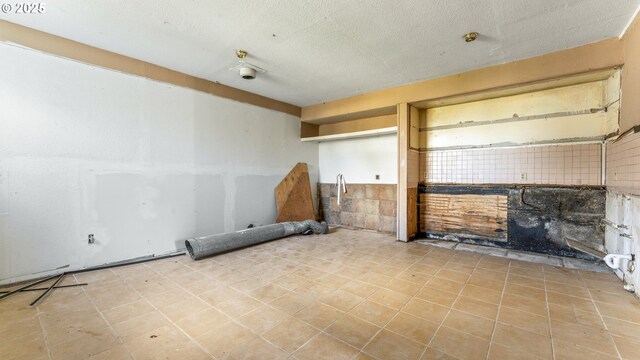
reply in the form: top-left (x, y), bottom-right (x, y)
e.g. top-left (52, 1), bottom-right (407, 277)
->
top-left (300, 126), bottom-right (397, 142)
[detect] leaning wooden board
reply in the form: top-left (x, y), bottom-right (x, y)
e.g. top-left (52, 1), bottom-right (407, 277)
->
top-left (420, 193), bottom-right (508, 241)
top-left (275, 162), bottom-right (317, 222)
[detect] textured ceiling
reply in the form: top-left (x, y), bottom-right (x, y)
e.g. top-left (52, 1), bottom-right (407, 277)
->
top-left (2, 0), bottom-right (639, 106)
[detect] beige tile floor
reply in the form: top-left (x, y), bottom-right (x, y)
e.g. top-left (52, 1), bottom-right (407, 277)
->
top-left (2, 228), bottom-right (640, 360)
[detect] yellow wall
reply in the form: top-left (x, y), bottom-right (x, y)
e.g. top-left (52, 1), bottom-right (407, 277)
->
top-left (419, 78), bottom-right (620, 149)
top-left (317, 115), bottom-right (396, 136)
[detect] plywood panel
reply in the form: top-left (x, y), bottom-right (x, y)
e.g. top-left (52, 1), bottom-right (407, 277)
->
top-left (275, 163), bottom-right (317, 222)
top-left (420, 193), bottom-right (508, 241)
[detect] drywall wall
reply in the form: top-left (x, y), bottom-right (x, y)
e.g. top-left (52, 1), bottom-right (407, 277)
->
top-left (318, 135), bottom-right (397, 184)
top-left (621, 13), bottom-right (640, 132)
top-left (0, 43), bottom-right (318, 284)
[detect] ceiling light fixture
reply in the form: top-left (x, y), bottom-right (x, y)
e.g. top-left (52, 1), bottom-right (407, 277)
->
top-left (464, 32), bottom-right (479, 42)
top-left (229, 49), bottom-right (266, 80)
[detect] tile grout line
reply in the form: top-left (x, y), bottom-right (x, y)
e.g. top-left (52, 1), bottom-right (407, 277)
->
top-left (580, 270), bottom-right (624, 360)
top-left (188, 262), bottom-right (303, 358)
top-left (73, 271), bottom-right (138, 360)
top-left (23, 274), bottom-right (77, 360)
top-left (110, 262), bottom-right (220, 358)
top-left (93, 244), bottom-right (545, 359)
top-left (35, 299), bottom-right (53, 360)
top-left (178, 253), bottom-right (340, 357)
top-left (542, 265), bottom-right (557, 360)
top-left (413, 253), bottom-right (486, 360)
top-left (5, 232), bottom-right (629, 360)
top-left (175, 253), bottom-right (362, 358)
top-left (209, 240), bottom-right (435, 360)
top-left (484, 259), bottom-right (511, 360)
top-left (179, 237), bottom-right (439, 357)
top-left (349, 246), bottom-right (443, 360)
top-left (547, 269), bottom-right (627, 359)
top-left (131, 262), bottom-right (219, 359)
top-left (348, 246), bottom-right (466, 358)
top-left (280, 243), bottom-right (436, 360)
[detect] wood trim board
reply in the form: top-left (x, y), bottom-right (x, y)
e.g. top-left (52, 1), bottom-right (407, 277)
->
top-left (0, 20), bottom-right (301, 117)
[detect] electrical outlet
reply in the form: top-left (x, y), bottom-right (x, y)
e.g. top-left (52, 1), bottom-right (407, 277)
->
top-left (520, 172), bottom-right (528, 181)
top-left (375, 174), bottom-right (380, 180)
top-left (88, 234), bottom-right (95, 244)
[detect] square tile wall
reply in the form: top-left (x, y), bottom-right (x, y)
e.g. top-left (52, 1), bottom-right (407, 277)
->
top-left (606, 130), bottom-right (640, 195)
top-left (420, 143), bottom-right (602, 186)
top-left (319, 184), bottom-right (397, 233)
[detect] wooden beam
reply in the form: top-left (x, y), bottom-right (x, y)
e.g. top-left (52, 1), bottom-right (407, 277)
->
top-left (0, 20), bottom-right (301, 117)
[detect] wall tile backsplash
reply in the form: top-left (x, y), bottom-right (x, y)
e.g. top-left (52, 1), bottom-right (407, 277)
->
top-left (318, 183), bottom-right (397, 233)
top-left (606, 130), bottom-right (640, 195)
top-left (421, 143), bottom-right (602, 186)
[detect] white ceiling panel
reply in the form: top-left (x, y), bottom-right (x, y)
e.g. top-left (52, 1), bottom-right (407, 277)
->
top-left (2, 0), bottom-right (638, 106)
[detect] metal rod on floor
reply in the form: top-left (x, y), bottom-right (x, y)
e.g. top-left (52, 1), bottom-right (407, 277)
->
top-left (29, 273), bottom-right (64, 306)
top-left (0, 283), bottom-right (87, 294)
top-left (0, 274), bottom-right (61, 301)
top-left (67, 251), bottom-right (185, 275)
top-left (1, 251), bottom-right (184, 300)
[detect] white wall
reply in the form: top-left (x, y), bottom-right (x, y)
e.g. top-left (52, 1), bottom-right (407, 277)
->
top-left (0, 43), bottom-right (318, 284)
top-left (604, 193), bottom-right (640, 292)
top-left (318, 134), bottom-right (396, 184)
top-left (603, 126), bottom-right (640, 293)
